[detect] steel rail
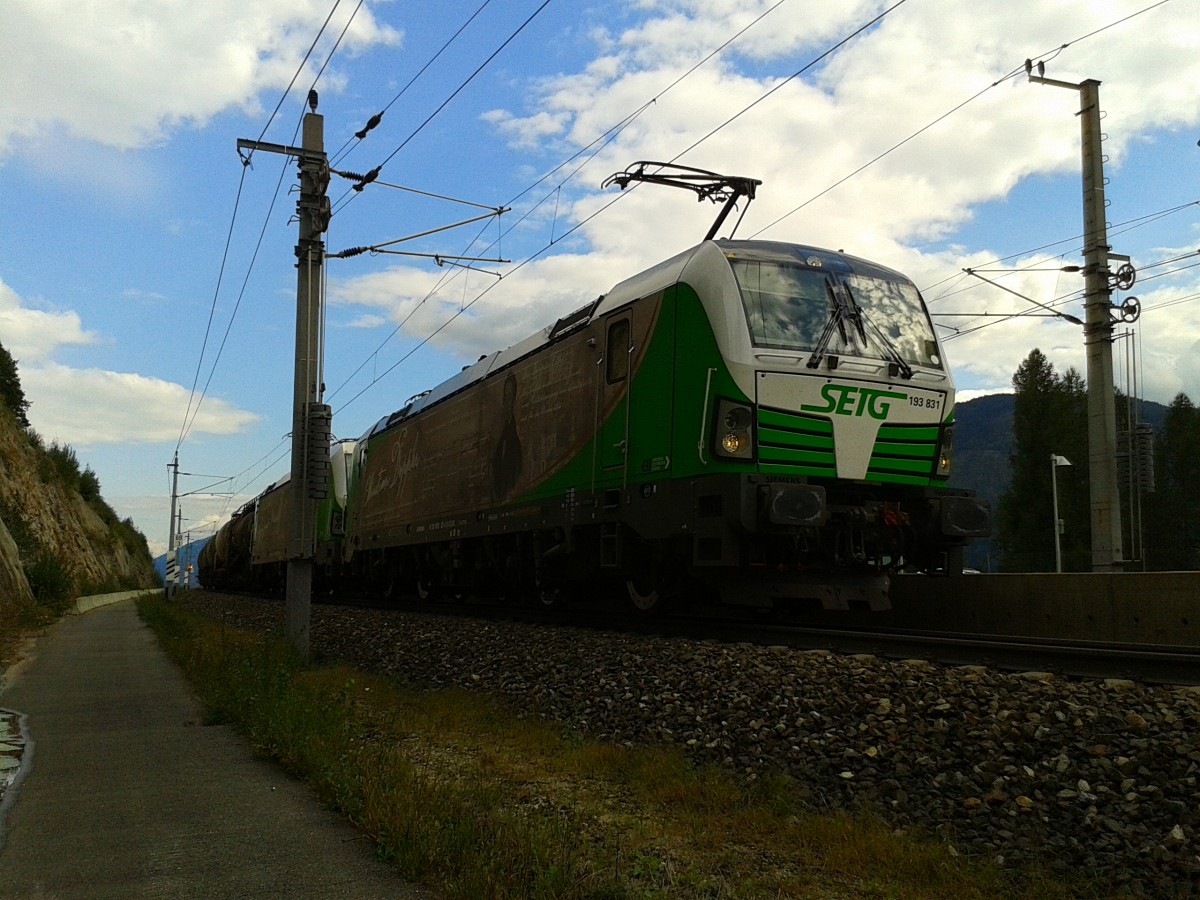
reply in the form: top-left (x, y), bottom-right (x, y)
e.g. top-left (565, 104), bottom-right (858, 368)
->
top-left (203, 587), bottom-right (1200, 686)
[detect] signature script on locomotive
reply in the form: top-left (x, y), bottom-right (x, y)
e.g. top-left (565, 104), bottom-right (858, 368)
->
top-left (363, 427), bottom-right (420, 504)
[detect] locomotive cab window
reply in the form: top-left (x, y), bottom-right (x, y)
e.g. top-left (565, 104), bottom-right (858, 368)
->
top-left (730, 258), bottom-right (942, 369)
top-left (731, 260), bottom-right (830, 351)
top-left (606, 318), bottom-right (630, 383)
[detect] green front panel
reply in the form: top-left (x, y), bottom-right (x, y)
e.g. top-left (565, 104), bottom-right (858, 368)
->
top-left (872, 441), bottom-right (935, 458)
top-left (598, 392), bottom-right (628, 471)
top-left (759, 407), bottom-right (832, 434)
top-left (756, 407), bottom-right (942, 485)
top-left (756, 408), bottom-right (837, 476)
top-left (868, 421), bottom-right (938, 483)
top-left (518, 287), bottom-right (681, 500)
top-left (625, 299), bottom-right (678, 479)
top-left (315, 495), bottom-right (345, 545)
top-left (877, 423), bottom-right (941, 442)
top-left (517, 280), bottom-right (745, 501)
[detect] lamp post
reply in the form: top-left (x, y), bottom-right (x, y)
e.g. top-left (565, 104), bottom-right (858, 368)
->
top-left (1051, 454), bottom-right (1072, 572)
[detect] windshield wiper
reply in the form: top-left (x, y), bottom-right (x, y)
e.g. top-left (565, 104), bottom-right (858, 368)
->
top-left (843, 283), bottom-right (914, 380)
top-left (805, 280), bottom-right (852, 370)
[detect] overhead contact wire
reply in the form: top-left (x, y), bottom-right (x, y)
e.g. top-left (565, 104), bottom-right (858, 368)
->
top-left (752, 0), bottom-right (1179, 239)
top-left (183, 2), bottom-right (365, 461)
top-left (332, 0), bottom-right (556, 218)
top-left (331, 0), bottom-right (495, 167)
top-left (245, 0), bottom-right (345, 161)
top-left (175, 167), bottom-right (248, 452)
top-left (327, 0), bottom-right (794, 404)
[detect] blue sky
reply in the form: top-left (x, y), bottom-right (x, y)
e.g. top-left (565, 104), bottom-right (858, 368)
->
top-left (2, 0), bottom-right (1198, 555)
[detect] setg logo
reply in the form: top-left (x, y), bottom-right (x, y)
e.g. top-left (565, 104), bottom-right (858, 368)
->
top-left (801, 383), bottom-right (907, 420)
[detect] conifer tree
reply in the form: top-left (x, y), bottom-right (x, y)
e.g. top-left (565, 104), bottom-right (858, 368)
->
top-left (1143, 393), bottom-right (1200, 569)
top-left (0, 339), bottom-right (30, 427)
top-left (997, 349), bottom-right (1090, 571)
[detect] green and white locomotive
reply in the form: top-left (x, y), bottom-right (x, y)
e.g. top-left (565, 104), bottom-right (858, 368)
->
top-left (201, 167), bottom-right (989, 612)
top-left (336, 237), bottom-right (987, 611)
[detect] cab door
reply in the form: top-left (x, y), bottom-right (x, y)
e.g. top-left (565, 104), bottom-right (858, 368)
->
top-left (597, 313), bottom-right (632, 474)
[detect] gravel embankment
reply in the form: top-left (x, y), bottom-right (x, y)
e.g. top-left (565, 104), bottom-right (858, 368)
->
top-left (181, 592), bottom-right (1200, 896)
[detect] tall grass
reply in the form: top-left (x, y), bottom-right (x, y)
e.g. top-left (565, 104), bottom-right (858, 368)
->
top-left (139, 597), bottom-right (610, 898)
top-left (139, 596), bottom-right (1087, 899)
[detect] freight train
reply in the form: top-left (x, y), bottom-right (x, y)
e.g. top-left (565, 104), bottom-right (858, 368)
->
top-left (199, 238), bottom-right (989, 612)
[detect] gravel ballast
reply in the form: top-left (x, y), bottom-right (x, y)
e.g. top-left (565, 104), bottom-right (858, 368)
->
top-left (180, 592), bottom-right (1200, 896)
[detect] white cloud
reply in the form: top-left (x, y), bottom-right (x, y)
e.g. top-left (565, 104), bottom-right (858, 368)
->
top-left (1, 277), bottom-right (258, 447)
top-left (481, 2), bottom-right (1200, 246)
top-left (0, 276), bottom-right (96, 362)
top-left (329, 249), bottom-right (636, 363)
top-left (121, 288), bottom-right (169, 303)
top-left (23, 362), bottom-right (260, 447)
top-left (955, 387), bottom-right (1012, 404)
top-left (338, 313), bottom-right (390, 329)
top-left (118, 492), bottom-right (258, 560)
top-left (449, 0), bottom-right (1200, 404)
top-left (482, 109), bottom-right (570, 149)
top-left (0, 0), bottom-right (400, 155)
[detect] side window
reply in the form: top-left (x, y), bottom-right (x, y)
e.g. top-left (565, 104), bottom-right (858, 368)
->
top-left (606, 318), bottom-right (630, 383)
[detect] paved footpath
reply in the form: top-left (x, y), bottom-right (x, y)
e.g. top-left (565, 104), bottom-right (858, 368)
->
top-left (0, 597), bottom-right (434, 899)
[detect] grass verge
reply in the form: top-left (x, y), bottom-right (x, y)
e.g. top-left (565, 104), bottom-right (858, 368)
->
top-left (0, 591), bottom-right (60, 673)
top-left (138, 595), bottom-right (1090, 899)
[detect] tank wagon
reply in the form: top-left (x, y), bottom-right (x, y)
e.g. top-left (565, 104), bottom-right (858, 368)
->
top-left (201, 238), bottom-right (989, 612)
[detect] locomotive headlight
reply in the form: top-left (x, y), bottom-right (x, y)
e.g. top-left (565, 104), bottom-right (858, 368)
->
top-left (936, 425), bottom-right (954, 477)
top-left (714, 400), bottom-right (754, 459)
top-left (721, 430), bottom-right (748, 454)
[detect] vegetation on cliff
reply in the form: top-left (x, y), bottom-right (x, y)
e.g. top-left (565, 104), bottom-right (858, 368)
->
top-left (0, 338), bottom-right (158, 662)
top-left (0, 340), bottom-right (30, 428)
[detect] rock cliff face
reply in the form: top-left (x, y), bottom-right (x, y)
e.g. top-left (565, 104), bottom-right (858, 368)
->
top-left (0, 515), bottom-right (30, 604)
top-left (0, 408), bottom-right (156, 617)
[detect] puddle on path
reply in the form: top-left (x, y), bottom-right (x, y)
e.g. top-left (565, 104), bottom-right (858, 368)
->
top-left (0, 707), bottom-right (28, 800)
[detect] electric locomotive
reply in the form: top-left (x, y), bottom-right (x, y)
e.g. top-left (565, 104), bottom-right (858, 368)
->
top-left (334, 238), bottom-right (987, 612)
top-left (201, 164), bottom-right (989, 612)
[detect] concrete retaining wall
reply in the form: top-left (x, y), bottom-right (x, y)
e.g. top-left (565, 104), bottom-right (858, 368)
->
top-left (886, 572), bottom-right (1200, 646)
top-left (73, 590), bottom-right (159, 615)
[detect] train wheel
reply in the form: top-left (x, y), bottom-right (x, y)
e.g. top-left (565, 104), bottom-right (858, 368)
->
top-left (365, 556), bottom-right (402, 603)
top-left (416, 575), bottom-right (466, 604)
top-left (625, 574), bottom-right (662, 615)
top-left (622, 540), bottom-right (674, 616)
top-left (531, 571), bottom-right (563, 610)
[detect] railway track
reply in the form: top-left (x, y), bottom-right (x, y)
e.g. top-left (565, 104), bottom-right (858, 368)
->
top-left (304, 588), bottom-right (1200, 686)
top-left (646, 618), bottom-right (1200, 686)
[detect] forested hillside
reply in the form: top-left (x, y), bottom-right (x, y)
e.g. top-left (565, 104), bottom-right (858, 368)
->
top-left (953, 349), bottom-right (1198, 572)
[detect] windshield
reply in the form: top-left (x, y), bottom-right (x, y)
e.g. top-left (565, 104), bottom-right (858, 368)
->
top-left (844, 274), bottom-right (940, 368)
top-left (730, 258), bottom-right (941, 369)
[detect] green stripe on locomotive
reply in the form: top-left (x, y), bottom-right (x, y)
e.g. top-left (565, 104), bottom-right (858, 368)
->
top-left (314, 494), bottom-right (343, 544)
top-left (512, 280), bottom-right (751, 503)
top-left (513, 275), bottom-right (950, 501)
top-left (755, 406), bottom-right (949, 485)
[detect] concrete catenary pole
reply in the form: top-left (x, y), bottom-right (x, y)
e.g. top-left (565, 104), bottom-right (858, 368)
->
top-left (165, 451), bottom-right (179, 599)
top-left (285, 110), bottom-right (326, 659)
top-left (1028, 67), bottom-right (1124, 571)
top-left (238, 99), bottom-right (330, 659)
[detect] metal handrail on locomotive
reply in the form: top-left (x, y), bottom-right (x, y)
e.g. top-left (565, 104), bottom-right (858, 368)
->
top-left (199, 238), bottom-right (990, 612)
